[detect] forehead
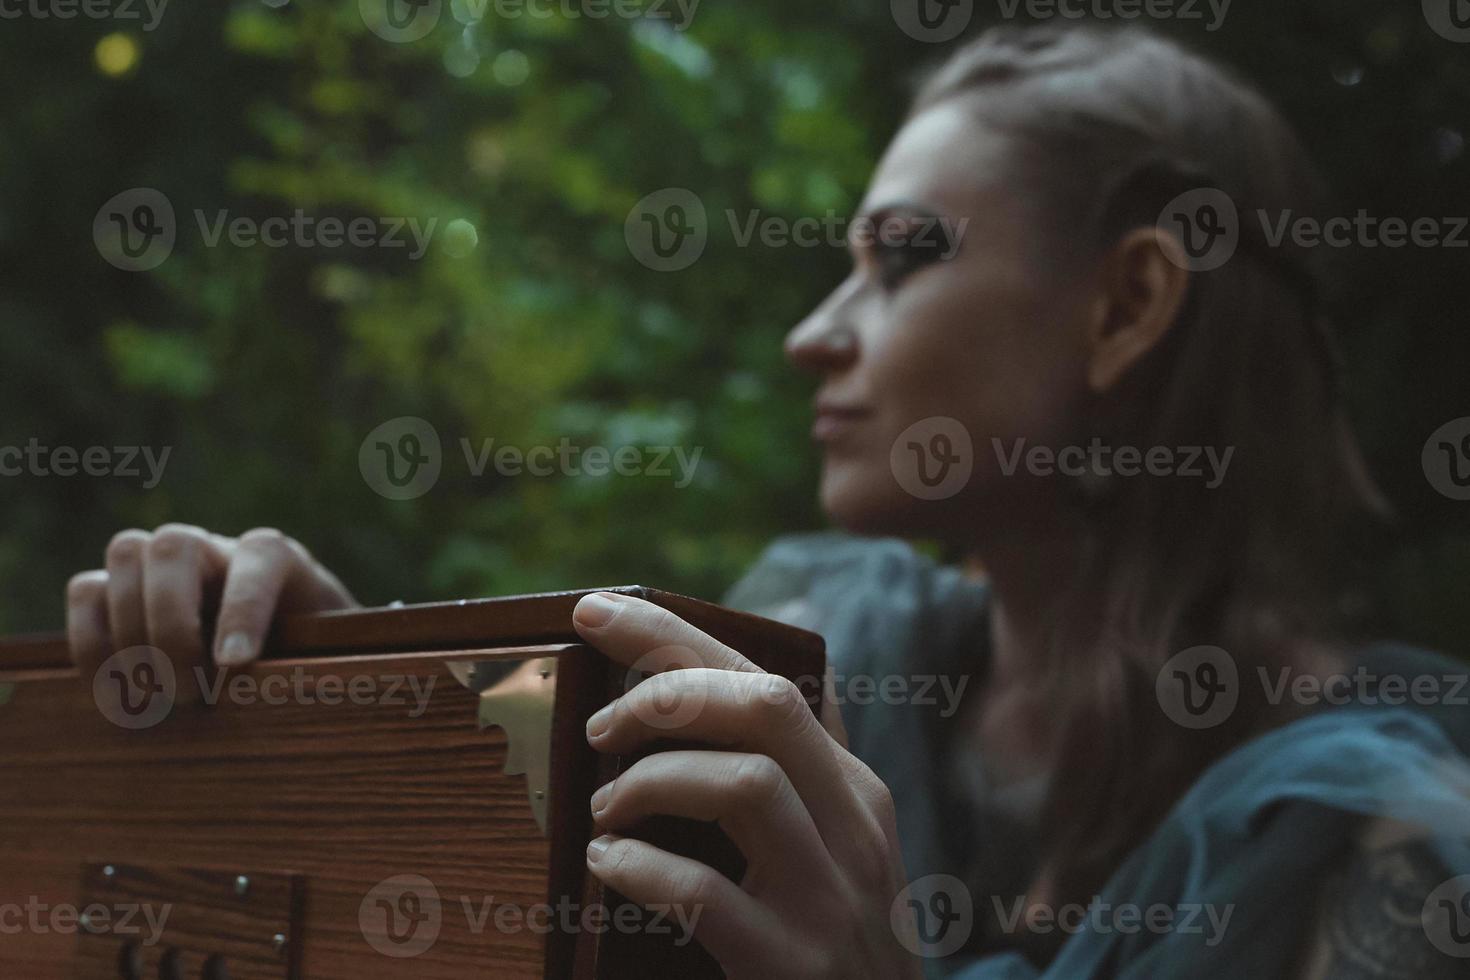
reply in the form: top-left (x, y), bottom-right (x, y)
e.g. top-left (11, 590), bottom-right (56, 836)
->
top-left (860, 101), bottom-right (1017, 218)
top-left (858, 99), bottom-right (1017, 213)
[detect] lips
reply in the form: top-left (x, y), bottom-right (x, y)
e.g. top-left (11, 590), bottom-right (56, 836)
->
top-left (812, 402), bottom-right (870, 441)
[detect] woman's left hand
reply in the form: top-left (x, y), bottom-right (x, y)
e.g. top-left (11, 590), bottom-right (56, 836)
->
top-left (572, 591), bottom-right (924, 980)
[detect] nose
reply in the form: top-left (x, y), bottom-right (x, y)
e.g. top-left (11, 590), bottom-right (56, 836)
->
top-left (784, 281), bottom-right (860, 375)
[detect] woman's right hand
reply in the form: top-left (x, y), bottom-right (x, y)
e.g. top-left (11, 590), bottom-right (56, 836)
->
top-left (65, 524), bottom-right (358, 690)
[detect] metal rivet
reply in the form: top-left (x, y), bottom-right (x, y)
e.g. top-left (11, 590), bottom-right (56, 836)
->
top-left (102, 865), bottom-right (116, 879)
top-left (234, 875), bottom-right (250, 897)
top-left (272, 933), bottom-right (288, 955)
top-left (79, 912), bottom-right (93, 930)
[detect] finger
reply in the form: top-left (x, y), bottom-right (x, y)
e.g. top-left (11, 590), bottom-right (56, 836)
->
top-left (573, 592), bottom-right (763, 675)
top-left (214, 528), bottom-right (355, 666)
top-left (66, 570), bottom-right (112, 677)
top-left (585, 834), bottom-right (770, 970)
top-left (820, 663), bottom-right (849, 748)
top-left (592, 751), bottom-right (832, 887)
top-left (104, 529), bottom-right (150, 652)
top-left (143, 524), bottom-right (228, 700)
top-left (587, 669), bottom-right (870, 848)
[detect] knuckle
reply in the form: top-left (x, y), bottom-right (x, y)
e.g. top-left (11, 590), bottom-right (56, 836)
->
top-left (146, 523), bottom-right (205, 562)
top-left (238, 527), bottom-right (290, 553)
top-left (729, 754), bottom-right (787, 810)
top-left (641, 604), bottom-right (685, 641)
top-left (105, 529), bottom-right (149, 566)
top-left (861, 772), bottom-right (899, 831)
top-left (755, 675), bottom-right (807, 726)
top-left (674, 866), bottom-right (722, 913)
top-left (848, 814), bottom-right (894, 881)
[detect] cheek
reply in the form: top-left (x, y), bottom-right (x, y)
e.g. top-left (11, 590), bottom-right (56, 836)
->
top-left (867, 269), bottom-right (1090, 460)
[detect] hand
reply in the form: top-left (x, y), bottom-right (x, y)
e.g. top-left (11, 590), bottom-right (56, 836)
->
top-left (571, 591), bottom-right (923, 980)
top-left (65, 525), bottom-right (357, 696)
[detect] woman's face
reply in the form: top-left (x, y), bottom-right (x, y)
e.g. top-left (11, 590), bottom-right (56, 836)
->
top-left (785, 101), bottom-right (1097, 543)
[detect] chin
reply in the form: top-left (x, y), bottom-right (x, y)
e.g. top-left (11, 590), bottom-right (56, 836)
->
top-left (818, 460), bottom-right (932, 538)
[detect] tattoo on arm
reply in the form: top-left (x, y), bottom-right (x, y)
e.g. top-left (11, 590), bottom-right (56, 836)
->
top-left (1303, 836), bottom-right (1467, 980)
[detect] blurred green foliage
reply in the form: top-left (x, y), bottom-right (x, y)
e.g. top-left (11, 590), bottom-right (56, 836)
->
top-left (0, 1), bottom-right (1467, 656)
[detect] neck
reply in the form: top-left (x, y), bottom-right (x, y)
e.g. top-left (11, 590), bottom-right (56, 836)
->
top-left (966, 504), bottom-right (1093, 693)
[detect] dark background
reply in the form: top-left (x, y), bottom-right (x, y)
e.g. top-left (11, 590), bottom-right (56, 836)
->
top-left (1, 0), bottom-right (1467, 656)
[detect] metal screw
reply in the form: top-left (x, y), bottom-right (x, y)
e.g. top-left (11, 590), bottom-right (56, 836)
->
top-left (102, 865), bottom-right (116, 880)
top-left (272, 933), bottom-right (288, 955)
top-left (234, 875), bottom-right (250, 897)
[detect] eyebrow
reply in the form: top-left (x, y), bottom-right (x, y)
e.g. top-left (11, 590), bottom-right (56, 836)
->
top-left (848, 200), bottom-right (946, 249)
top-left (855, 200), bottom-right (944, 225)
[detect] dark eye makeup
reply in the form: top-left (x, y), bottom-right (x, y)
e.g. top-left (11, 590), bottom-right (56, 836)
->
top-left (851, 204), bottom-right (962, 290)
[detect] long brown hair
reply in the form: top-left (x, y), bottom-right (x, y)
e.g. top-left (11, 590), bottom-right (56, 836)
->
top-left (912, 25), bottom-right (1388, 951)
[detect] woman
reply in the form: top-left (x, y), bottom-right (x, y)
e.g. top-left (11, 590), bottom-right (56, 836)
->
top-left (63, 25), bottom-right (1470, 979)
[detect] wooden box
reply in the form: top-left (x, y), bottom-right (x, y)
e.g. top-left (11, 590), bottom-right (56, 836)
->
top-left (0, 587), bottom-right (825, 979)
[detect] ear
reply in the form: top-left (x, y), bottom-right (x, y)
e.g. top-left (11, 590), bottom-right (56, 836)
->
top-left (1083, 227), bottom-right (1192, 393)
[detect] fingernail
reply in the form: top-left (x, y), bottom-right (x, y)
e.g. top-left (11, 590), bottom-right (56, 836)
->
top-left (590, 783), bottom-right (612, 816)
top-left (216, 632), bottom-right (253, 667)
top-left (586, 703), bottom-right (614, 739)
top-left (587, 835), bottom-right (613, 863)
top-left (575, 593), bottom-right (621, 629)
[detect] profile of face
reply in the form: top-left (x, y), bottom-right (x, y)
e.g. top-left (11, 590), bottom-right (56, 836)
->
top-left (785, 100), bottom-right (1188, 547)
